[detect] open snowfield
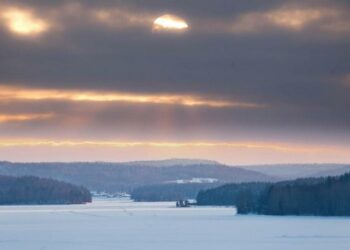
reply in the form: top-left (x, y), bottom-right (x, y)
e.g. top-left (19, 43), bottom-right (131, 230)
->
top-left (1, 199), bottom-right (350, 250)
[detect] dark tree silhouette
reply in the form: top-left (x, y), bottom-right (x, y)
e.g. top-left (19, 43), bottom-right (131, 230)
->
top-left (197, 173), bottom-right (350, 216)
top-left (0, 175), bottom-right (91, 205)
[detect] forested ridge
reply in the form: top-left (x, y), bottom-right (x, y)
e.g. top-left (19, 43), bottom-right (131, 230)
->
top-left (0, 161), bottom-right (274, 192)
top-left (197, 173), bottom-right (350, 216)
top-left (197, 182), bottom-right (269, 209)
top-left (0, 175), bottom-right (91, 205)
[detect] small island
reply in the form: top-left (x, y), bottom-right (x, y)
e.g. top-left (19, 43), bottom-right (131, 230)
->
top-left (0, 175), bottom-right (91, 205)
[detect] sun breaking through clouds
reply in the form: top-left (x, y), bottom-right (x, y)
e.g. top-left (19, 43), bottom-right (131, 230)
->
top-left (1, 7), bottom-right (49, 36)
top-left (153, 14), bottom-right (189, 31)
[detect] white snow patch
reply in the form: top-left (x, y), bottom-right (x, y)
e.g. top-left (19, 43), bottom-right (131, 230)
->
top-left (165, 177), bottom-right (218, 184)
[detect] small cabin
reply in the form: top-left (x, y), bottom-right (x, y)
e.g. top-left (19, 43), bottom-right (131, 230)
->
top-left (176, 199), bottom-right (190, 207)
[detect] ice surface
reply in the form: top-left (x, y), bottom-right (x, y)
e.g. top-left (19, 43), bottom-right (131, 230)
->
top-left (0, 199), bottom-right (349, 250)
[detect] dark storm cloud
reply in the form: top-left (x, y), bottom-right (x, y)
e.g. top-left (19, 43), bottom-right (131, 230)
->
top-left (0, 0), bottom-right (350, 143)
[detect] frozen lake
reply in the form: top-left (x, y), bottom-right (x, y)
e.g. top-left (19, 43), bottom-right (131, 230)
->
top-left (1, 199), bottom-right (350, 250)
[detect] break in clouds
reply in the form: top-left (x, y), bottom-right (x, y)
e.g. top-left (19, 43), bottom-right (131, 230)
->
top-left (0, 0), bottom-right (349, 163)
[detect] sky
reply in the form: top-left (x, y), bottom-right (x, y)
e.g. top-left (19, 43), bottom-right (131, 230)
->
top-left (0, 0), bottom-right (349, 164)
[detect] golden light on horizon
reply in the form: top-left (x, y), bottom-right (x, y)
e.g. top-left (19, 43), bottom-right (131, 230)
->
top-left (0, 85), bottom-right (263, 109)
top-left (153, 14), bottom-right (189, 31)
top-left (1, 8), bottom-right (49, 35)
top-left (0, 113), bottom-right (53, 123)
top-left (0, 139), bottom-right (347, 155)
top-left (0, 139), bottom-right (349, 165)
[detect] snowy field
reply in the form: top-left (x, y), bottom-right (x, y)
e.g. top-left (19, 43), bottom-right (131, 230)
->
top-left (1, 199), bottom-right (350, 250)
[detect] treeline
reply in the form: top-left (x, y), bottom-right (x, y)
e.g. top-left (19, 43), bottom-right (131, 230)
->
top-left (197, 173), bottom-right (350, 216)
top-left (131, 183), bottom-right (220, 201)
top-left (197, 182), bottom-right (270, 213)
top-left (0, 175), bottom-right (92, 205)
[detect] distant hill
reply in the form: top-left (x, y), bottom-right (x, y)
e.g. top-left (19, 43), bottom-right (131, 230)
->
top-left (309, 165), bottom-right (350, 178)
top-left (0, 161), bottom-right (275, 193)
top-left (0, 175), bottom-right (91, 205)
top-left (123, 159), bottom-right (220, 167)
top-left (238, 164), bottom-right (350, 179)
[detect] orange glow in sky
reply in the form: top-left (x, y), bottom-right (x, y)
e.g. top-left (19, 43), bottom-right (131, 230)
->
top-left (0, 139), bottom-right (349, 164)
top-left (0, 85), bottom-right (262, 109)
top-left (0, 113), bottom-right (53, 123)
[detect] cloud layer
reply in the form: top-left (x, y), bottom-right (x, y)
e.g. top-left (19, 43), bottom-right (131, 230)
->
top-left (0, 0), bottom-right (349, 163)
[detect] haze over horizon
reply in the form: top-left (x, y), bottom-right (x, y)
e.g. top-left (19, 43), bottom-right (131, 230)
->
top-left (0, 0), bottom-right (350, 164)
